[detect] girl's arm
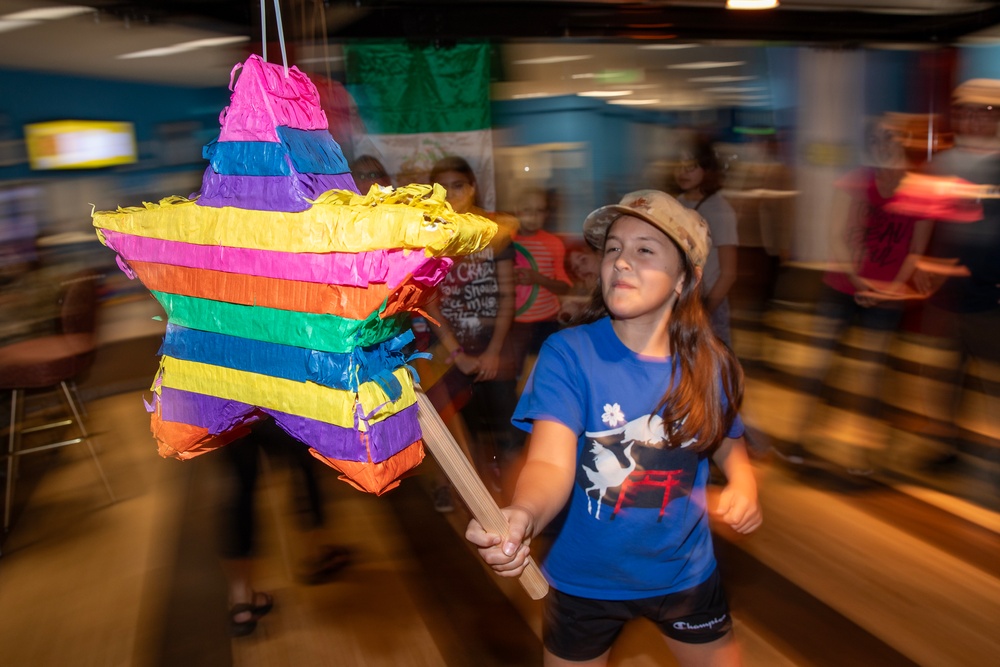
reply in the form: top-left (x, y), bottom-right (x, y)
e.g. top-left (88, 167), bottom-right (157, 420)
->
top-left (423, 295), bottom-right (479, 376)
top-left (704, 244), bottom-right (738, 313)
top-left (711, 435), bottom-right (762, 535)
top-left (516, 267), bottom-right (572, 295)
top-left (465, 419), bottom-right (577, 576)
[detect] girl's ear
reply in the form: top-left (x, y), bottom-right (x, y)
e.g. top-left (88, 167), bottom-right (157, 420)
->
top-left (677, 266), bottom-right (703, 296)
top-left (692, 266), bottom-right (703, 287)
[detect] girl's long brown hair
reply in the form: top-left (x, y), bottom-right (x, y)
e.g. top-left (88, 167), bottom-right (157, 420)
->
top-left (582, 234), bottom-right (743, 452)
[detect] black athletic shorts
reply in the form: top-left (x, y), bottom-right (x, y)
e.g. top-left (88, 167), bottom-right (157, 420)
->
top-left (543, 568), bottom-right (733, 662)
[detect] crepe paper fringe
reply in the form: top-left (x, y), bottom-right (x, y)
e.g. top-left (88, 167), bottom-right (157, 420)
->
top-left (160, 324), bottom-right (417, 394)
top-left (196, 168), bottom-right (357, 212)
top-left (204, 137), bottom-right (294, 176)
top-left (219, 55), bottom-right (328, 143)
top-left (132, 260), bottom-right (436, 319)
top-left (278, 127), bottom-right (352, 174)
top-left (204, 128), bottom-right (350, 177)
top-left (99, 230), bottom-right (455, 289)
top-left (156, 388), bottom-right (422, 463)
top-left (94, 184), bottom-right (497, 256)
top-left (150, 291), bottom-right (406, 353)
top-left (151, 407), bottom-right (260, 460)
top-left (156, 356), bottom-right (416, 428)
top-left (311, 440), bottom-right (426, 496)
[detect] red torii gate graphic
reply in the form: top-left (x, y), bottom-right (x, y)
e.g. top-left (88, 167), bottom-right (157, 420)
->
top-left (611, 469), bottom-right (683, 521)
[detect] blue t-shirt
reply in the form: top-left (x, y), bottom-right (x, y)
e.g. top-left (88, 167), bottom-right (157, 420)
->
top-left (513, 316), bottom-right (744, 600)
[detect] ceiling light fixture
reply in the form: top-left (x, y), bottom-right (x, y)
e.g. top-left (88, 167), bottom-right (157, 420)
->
top-left (689, 75), bottom-right (756, 83)
top-left (578, 90), bottom-right (633, 98)
top-left (1, 6), bottom-right (94, 21)
top-left (726, 0), bottom-right (779, 9)
top-left (637, 44), bottom-right (699, 50)
top-left (118, 36), bottom-right (250, 60)
top-left (668, 61), bottom-right (745, 70)
top-left (0, 4), bottom-right (94, 33)
top-left (0, 19), bottom-right (36, 33)
top-left (513, 55), bottom-right (592, 65)
top-left (609, 99), bottom-right (659, 106)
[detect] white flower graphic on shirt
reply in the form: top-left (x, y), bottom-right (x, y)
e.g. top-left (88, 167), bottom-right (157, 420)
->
top-left (601, 403), bottom-right (625, 428)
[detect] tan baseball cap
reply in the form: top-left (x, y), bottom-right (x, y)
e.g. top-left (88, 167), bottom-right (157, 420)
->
top-left (582, 189), bottom-right (712, 268)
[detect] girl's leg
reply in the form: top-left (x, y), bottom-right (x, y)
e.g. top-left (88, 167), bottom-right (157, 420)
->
top-left (664, 631), bottom-right (742, 667)
top-left (544, 648), bottom-right (612, 667)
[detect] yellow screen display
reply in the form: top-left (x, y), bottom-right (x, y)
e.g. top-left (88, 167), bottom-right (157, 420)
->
top-left (24, 120), bottom-right (137, 170)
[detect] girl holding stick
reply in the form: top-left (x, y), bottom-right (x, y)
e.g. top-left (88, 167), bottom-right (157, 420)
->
top-left (466, 190), bottom-right (762, 666)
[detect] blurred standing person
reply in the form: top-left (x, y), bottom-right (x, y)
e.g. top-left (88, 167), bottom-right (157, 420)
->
top-left (794, 120), bottom-right (932, 474)
top-left (672, 140), bottom-right (739, 345)
top-left (220, 421), bottom-right (352, 637)
top-left (510, 186), bottom-right (572, 378)
top-left (349, 154), bottom-right (392, 193)
top-left (423, 155), bottom-right (519, 507)
top-left (913, 79), bottom-right (1000, 471)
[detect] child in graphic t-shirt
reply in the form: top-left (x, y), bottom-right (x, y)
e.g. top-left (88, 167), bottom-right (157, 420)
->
top-left (466, 190), bottom-right (762, 667)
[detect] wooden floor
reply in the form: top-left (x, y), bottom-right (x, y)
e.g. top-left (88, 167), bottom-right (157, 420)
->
top-left (1, 295), bottom-right (998, 666)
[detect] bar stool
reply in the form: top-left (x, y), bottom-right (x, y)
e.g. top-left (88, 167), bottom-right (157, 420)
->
top-left (0, 272), bottom-right (115, 534)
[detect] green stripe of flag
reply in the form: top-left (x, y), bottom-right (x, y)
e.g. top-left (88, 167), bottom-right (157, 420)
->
top-left (345, 41), bottom-right (491, 135)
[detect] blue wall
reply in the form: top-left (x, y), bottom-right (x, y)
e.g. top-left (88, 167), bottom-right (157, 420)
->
top-left (0, 68), bottom-right (230, 182)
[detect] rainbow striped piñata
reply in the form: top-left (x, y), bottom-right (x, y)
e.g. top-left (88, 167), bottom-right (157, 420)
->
top-left (92, 54), bottom-right (496, 494)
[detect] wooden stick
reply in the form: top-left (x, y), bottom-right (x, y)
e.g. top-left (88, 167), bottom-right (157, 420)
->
top-left (415, 390), bottom-right (549, 600)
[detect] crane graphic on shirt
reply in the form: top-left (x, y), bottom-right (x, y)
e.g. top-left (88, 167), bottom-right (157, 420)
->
top-left (581, 402), bottom-right (698, 521)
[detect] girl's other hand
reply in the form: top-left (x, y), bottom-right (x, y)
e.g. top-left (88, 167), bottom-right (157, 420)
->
top-left (455, 352), bottom-right (480, 376)
top-left (475, 350), bottom-right (500, 381)
top-left (714, 483), bottom-right (762, 535)
top-left (465, 505), bottom-right (535, 577)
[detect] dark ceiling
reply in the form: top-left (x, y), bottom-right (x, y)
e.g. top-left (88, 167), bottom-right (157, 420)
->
top-left (85, 1), bottom-right (1000, 46)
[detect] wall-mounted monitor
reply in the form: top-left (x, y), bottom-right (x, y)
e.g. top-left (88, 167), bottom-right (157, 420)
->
top-left (23, 120), bottom-right (137, 170)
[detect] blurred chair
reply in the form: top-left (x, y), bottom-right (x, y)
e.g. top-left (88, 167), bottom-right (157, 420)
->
top-left (0, 271), bottom-right (115, 534)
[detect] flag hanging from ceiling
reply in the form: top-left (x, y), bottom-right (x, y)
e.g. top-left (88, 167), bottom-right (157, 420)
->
top-left (345, 41), bottom-right (496, 209)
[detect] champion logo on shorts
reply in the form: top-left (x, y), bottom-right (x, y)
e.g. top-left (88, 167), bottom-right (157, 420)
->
top-left (673, 614), bottom-right (728, 631)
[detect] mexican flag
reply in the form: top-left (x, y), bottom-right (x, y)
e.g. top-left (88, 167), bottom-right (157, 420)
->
top-left (344, 41), bottom-right (496, 209)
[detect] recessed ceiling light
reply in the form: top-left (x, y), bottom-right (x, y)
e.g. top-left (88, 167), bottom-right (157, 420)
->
top-left (727, 0), bottom-right (779, 9)
top-left (578, 90), bottom-right (633, 98)
top-left (638, 44), bottom-right (699, 50)
top-left (668, 61), bottom-right (745, 70)
top-left (0, 19), bottom-right (36, 33)
top-left (689, 75), bottom-right (756, 83)
top-left (298, 56), bottom-right (345, 64)
top-left (512, 92), bottom-right (554, 99)
top-left (513, 55), bottom-right (593, 65)
top-left (609, 99), bottom-right (659, 106)
top-left (118, 36), bottom-right (250, 59)
top-left (1, 6), bottom-right (94, 21)
top-left (703, 86), bottom-right (766, 93)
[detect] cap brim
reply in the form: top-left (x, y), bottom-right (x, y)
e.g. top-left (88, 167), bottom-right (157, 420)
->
top-left (582, 204), bottom-right (687, 255)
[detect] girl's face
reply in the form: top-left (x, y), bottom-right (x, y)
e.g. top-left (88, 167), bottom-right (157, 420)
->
top-left (674, 160), bottom-right (704, 194)
top-left (516, 192), bottom-right (547, 234)
top-left (435, 170), bottom-right (476, 213)
top-left (600, 216), bottom-right (685, 325)
top-left (569, 248), bottom-right (599, 284)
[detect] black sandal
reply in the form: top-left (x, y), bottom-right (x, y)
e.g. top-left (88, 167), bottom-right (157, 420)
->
top-left (229, 591), bottom-right (274, 637)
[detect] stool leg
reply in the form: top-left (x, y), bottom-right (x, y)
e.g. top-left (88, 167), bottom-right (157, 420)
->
top-left (5, 389), bottom-right (19, 533)
top-left (60, 382), bottom-right (115, 503)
